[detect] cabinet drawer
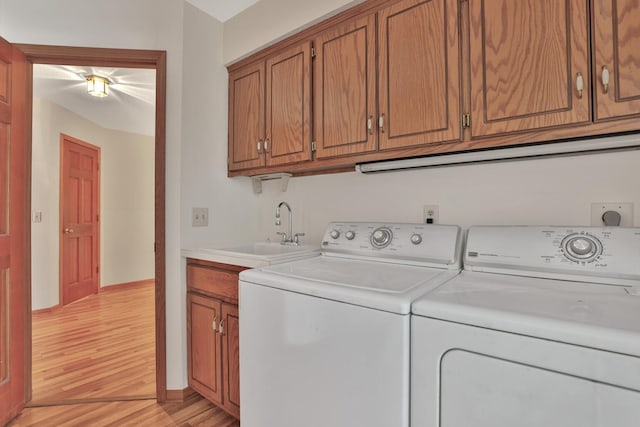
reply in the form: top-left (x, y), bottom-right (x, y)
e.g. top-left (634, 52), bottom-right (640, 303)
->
top-left (187, 264), bottom-right (241, 302)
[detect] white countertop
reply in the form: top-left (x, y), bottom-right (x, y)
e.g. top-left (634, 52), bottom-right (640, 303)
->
top-left (181, 243), bottom-right (320, 269)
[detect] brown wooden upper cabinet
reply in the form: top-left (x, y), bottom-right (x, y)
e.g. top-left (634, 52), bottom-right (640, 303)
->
top-left (313, 0), bottom-right (462, 159)
top-left (468, 0), bottom-right (591, 138)
top-left (378, 0), bottom-right (461, 150)
top-left (592, 0), bottom-right (640, 121)
top-left (228, 42), bottom-right (312, 171)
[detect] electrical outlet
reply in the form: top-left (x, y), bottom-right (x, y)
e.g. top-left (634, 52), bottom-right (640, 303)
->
top-left (192, 207), bottom-right (209, 227)
top-left (32, 211), bottom-right (43, 223)
top-left (590, 202), bottom-right (633, 227)
top-left (423, 205), bottom-right (439, 224)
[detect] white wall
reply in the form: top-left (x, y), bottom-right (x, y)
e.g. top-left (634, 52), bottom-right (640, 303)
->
top-left (31, 98), bottom-right (155, 310)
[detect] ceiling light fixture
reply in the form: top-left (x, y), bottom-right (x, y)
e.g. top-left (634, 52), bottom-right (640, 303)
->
top-left (86, 75), bottom-right (110, 97)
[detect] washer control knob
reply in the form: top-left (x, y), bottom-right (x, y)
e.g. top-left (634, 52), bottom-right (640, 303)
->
top-left (569, 237), bottom-right (594, 256)
top-left (330, 230), bottom-right (340, 239)
top-left (410, 234), bottom-right (423, 245)
top-left (371, 227), bottom-right (393, 248)
top-left (345, 231), bottom-right (356, 240)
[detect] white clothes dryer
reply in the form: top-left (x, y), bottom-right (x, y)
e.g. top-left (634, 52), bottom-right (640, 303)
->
top-left (411, 226), bottom-right (640, 427)
top-left (239, 222), bottom-right (462, 427)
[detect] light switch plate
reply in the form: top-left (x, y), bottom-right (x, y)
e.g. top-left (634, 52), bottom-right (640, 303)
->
top-left (590, 202), bottom-right (633, 227)
top-left (192, 207), bottom-right (208, 227)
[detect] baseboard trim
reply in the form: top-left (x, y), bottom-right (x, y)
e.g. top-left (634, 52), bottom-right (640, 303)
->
top-left (32, 304), bottom-right (60, 315)
top-left (100, 278), bottom-right (155, 292)
top-left (165, 387), bottom-right (195, 402)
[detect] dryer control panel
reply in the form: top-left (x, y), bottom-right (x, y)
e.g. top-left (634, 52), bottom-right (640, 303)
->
top-left (321, 222), bottom-right (462, 268)
top-left (464, 226), bottom-right (640, 285)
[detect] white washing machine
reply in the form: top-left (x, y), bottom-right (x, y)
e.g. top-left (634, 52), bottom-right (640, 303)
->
top-left (239, 222), bottom-right (462, 427)
top-left (411, 226), bottom-right (640, 427)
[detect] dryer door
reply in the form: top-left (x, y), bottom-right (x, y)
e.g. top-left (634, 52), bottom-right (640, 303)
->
top-left (411, 317), bottom-right (640, 427)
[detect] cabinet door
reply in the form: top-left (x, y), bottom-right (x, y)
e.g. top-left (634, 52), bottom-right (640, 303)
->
top-left (468, 0), bottom-right (590, 138)
top-left (228, 61), bottom-right (265, 171)
top-left (221, 303), bottom-right (240, 419)
top-left (592, 0), bottom-right (640, 121)
top-left (187, 293), bottom-right (223, 405)
top-left (378, 0), bottom-right (462, 150)
top-left (314, 14), bottom-right (377, 159)
top-left (265, 42), bottom-right (312, 167)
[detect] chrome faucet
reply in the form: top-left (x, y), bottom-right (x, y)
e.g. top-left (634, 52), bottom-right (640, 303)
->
top-left (275, 201), bottom-right (304, 245)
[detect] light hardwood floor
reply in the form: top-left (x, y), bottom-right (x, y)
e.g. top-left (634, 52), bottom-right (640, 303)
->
top-left (11, 282), bottom-right (240, 427)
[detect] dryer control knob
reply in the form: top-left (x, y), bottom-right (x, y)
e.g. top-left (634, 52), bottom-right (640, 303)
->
top-left (410, 234), bottom-right (423, 245)
top-left (568, 237), bottom-right (594, 256)
top-left (345, 231), bottom-right (356, 240)
top-left (330, 230), bottom-right (341, 239)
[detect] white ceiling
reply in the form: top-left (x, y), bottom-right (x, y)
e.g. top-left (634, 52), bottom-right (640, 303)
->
top-left (185, 0), bottom-right (259, 22)
top-left (33, 64), bottom-right (156, 136)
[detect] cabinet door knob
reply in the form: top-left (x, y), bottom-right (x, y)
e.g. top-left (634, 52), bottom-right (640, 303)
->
top-left (257, 140), bottom-right (262, 154)
top-left (219, 318), bottom-right (225, 335)
top-left (601, 65), bottom-right (610, 94)
top-left (378, 114), bottom-right (385, 133)
top-left (264, 138), bottom-right (270, 153)
top-left (212, 316), bottom-right (218, 332)
top-left (367, 116), bottom-right (373, 135)
top-left (576, 72), bottom-right (584, 99)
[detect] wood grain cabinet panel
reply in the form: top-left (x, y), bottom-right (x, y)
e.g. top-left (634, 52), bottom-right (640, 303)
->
top-left (592, 0), bottom-right (640, 120)
top-left (266, 42), bottom-right (312, 166)
top-left (468, 0), bottom-right (590, 138)
top-left (228, 61), bottom-right (266, 171)
top-left (187, 293), bottom-right (223, 406)
top-left (221, 303), bottom-right (240, 419)
top-left (314, 14), bottom-right (377, 159)
top-left (378, 0), bottom-right (462, 150)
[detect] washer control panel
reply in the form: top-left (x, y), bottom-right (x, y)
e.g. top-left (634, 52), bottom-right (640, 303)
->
top-left (322, 222), bottom-right (462, 267)
top-left (464, 226), bottom-right (640, 284)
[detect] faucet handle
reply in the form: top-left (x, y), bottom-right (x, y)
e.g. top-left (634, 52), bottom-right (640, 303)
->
top-left (293, 233), bottom-right (305, 244)
top-left (276, 231), bottom-right (288, 242)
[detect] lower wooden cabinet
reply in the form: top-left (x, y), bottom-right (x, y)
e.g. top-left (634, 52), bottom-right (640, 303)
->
top-left (186, 259), bottom-right (245, 420)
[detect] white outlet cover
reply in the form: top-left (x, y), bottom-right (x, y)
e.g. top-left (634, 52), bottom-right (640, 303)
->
top-left (192, 207), bottom-right (209, 227)
top-left (590, 202), bottom-right (633, 227)
top-left (423, 205), bottom-right (439, 224)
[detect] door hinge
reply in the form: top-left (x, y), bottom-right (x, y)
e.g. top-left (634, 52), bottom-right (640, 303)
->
top-left (311, 47), bottom-right (316, 58)
top-left (96, 214), bottom-right (99, 222)
top-left (462, 114), bottom-right (471, 129)
top-left (311, 141), bottom-right (317, 152)
top-left (96, 265), bottom-right (99, 274)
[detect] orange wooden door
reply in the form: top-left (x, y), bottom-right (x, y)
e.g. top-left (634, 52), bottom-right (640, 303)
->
top-left (228, 61), bottom-right (266, 171)
top-left (468, 0), bottom-right (590, 138)
top-left (187, 292), bottom-right (223, 405)
top-left (592, 0), bottom-right (640, 121)
top-left (313, 13), bottom-right (377, 159)
top-left (0, 36), bottom-right (27, 426)
top-left (221, 302), bottom-right (240, 419)
top-left (265, 41), bottom-right (312, 167)
top-left (378, 0), bottom-right (462, 151)
top-left (60, 135), bottom-right (100, 306)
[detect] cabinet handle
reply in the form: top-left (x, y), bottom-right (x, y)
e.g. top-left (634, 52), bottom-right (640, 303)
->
top-left (576, 72), bottom-right (584, 99)
top-left (379, 114), bottom-right (385, 134)
top-left (257, 140), bottom-right (262, 154)
top-left (601, 65), bottom-right (610, 94)
top-left (212, 316), bottom-right (218, 332)
top-left (367, 116), bottom-right (373, 135)
top-left (264, 138), bottom-right (270, 152)
top-left (219, 318), bottom-right (225, 335)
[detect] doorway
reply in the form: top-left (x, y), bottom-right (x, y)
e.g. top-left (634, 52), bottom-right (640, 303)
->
top-left (18, 44), bottom-right (167, 403)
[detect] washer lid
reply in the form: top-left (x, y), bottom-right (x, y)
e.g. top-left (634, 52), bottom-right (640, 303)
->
top-left (240, 256), bottom-right (459, 314)
top-left (412, 270), bottom-right (640, 356)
